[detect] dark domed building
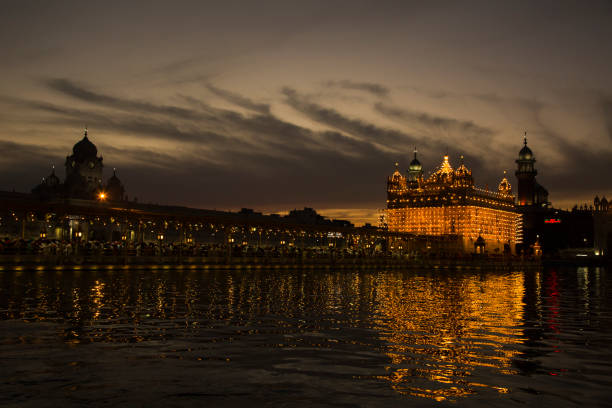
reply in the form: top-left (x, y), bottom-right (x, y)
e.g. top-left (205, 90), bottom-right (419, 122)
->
top-left (106, 168), bottom-right (126, 201)
top-left (64, 129), bottom-right (104, 198)
top-left (32, 129), bottom-right (126, 201)
top-left (513, 133), bottom-right (599, 255)
top-left (515, 134), bottom-right (549, 207)
top-left (31, 165), bottom-right (62, 199)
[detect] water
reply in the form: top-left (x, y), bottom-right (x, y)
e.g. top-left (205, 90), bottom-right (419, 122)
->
top-left (1, 266), bottom-right (611, 407)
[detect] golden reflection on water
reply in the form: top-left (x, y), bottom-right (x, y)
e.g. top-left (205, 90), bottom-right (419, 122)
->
top-left (0, 267), bottom-right (547, 402)
top-left (91, 280), bottom-right (104, 320)
top-left (373, 272), bottom-right (525, 400)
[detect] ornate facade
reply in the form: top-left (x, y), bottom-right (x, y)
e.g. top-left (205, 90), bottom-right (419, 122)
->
top-left (386, 151), bottom-right (520, 253)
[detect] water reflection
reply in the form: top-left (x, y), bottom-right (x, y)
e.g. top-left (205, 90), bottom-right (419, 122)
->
top-left (0, 266), bottom-right (611, 405)
top-left (373, 272), bottom-right (525, 400)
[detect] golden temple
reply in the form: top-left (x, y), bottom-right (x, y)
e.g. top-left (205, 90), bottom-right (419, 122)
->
top-left (386, 151), bottom-right (521, 254)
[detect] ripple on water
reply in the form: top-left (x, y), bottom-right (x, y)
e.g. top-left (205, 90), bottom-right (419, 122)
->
top-left (0, 266), bottom-right (611, 407)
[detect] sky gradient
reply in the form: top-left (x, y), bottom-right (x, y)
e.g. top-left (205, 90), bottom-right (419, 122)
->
top-left (1, 0), bottom-right (611, 224)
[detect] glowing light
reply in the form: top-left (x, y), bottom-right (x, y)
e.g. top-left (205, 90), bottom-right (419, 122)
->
top-left (387, 154), bottom-right (518, 252)
top-left (98, 192), bottom-right (106, 200)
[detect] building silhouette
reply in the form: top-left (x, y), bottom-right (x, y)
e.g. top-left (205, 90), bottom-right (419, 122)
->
top-left (593, 196), bottom-right (611, 256)
top-left (513, 135), bottom-right (602, 256)
top-left (515, 133), bottom-right (549, 207)
top-left (32, 129), bottom-right (126, 201)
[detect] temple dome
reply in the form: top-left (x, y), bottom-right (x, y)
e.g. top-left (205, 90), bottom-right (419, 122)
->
top-left (454, 156), bottom-right (471, 176)
top-left (107, 170), bottom-right (122, 188)
top-left (519, 145), bottom-right (533, 160)
top-left (47, 166), bottom-right (60, 186)
top-left (106, 168), bottom-right (125, 201)
top-left (409, 157), bottom-right (421, 171)
top-left (408, 148), bottom-right (422, 172)
top-left (498, 171), bottom-right (511, 194)
top-left (72, 130), bottom-right (98, 161)
top-left (518, 134), bottom-right (533, 160)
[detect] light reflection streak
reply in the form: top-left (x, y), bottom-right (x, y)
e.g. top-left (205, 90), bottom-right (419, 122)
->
top-left (3, 266), bottom-right (606, 403)
top-left (372, 271), bottom-right (525, 401)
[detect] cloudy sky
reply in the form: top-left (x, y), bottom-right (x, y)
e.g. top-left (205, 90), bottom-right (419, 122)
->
top-left (1, 0), bottom-right (611, 224)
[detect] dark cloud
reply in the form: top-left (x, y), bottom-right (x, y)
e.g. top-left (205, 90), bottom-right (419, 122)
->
top-left (282, 87), bottom-right (422, 150)
top-left (206, 84), bottom-right (270, 114)
top-left (374, 103), bottom-right (494, 138)
top-left (9, 87), bottom-right (382, 167)
top-left (0, 85), bottom-right (400, 210)
top-left (45, 78), bottom-right (204, 121)
top-left (280, 88), bottom-right (499, 178)
top-left (407, 86), bottom-right (452, 99)
top-left (529, 109), bottom-right (612, 202)
top-left (6, 96), bottom-right (231, 147)
top-left (324, 80), bottom-right (389, 97)
top-left (0, 139), bottom-right (61, 165)
top-left (180, 93), bottom-right (391, 160)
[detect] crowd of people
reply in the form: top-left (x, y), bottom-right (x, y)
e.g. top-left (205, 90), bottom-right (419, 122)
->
top-left (0, 237), bottom-right (401, 259)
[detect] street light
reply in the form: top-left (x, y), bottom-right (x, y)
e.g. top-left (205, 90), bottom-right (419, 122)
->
top-left (98, 192), bottom-right (107, 201)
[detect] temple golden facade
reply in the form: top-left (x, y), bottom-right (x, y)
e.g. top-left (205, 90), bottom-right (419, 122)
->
top-left (386, 152), bottom-right (520, 253)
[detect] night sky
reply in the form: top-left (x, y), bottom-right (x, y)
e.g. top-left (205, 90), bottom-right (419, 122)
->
top-left (1, 0), bottom-right (611, 224)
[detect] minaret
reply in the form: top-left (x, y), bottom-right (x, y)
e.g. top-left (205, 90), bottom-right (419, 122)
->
top-left (407, 147), bottom-right (423, 187)
top-left (515, 132), bottom-right (537, 206)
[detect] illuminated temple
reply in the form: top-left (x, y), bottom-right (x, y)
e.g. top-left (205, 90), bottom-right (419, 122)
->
top-left (386, 151), bottom-right (520, 253)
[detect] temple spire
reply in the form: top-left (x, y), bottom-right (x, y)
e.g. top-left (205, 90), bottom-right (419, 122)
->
top-left (524, 131), bottom-right (527, 146)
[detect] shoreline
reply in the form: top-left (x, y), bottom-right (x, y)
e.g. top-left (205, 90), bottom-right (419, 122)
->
top-left (0, 254), bottom-right (551, 271)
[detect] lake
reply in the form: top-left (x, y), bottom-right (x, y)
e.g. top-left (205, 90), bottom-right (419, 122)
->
top-left (1, 265), bottom-right (611, 407)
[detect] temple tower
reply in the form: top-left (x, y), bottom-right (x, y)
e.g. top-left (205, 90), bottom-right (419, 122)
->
top-left (515, 133), bottom-right (537, 206)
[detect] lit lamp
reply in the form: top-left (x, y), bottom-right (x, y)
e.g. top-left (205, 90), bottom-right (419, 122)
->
top-left (157, 233), bottom-right (164, 241)
top-left (98, 192), bottom-right (107, 201)
top-left (40, 231), bottom-right (46, 239)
